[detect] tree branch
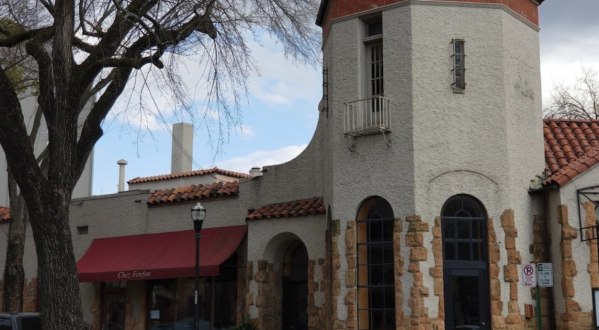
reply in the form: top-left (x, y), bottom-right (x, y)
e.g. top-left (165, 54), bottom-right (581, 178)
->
top-left (0, 26), bottom-right (53, 48)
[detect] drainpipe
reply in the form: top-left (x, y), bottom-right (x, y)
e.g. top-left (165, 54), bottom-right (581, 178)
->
top-left (539, 188), bottom-right (557, 330)
top-left (117, 159), bottom-right (128, 192)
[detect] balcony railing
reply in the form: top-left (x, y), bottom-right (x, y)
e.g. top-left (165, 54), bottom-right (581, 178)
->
top-left (343, 96), bottom-right (391, 136)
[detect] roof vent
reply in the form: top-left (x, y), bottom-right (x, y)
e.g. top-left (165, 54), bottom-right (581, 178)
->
top-left (249, 167), bottom-right (263, 177)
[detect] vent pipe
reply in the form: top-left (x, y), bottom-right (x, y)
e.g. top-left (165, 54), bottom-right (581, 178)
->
top-left (172, 123), bottom-right (194, 174)
top-left (249, 167), bottom-right (263, 177)
top-left (117, 159), bottom-right (128, 192)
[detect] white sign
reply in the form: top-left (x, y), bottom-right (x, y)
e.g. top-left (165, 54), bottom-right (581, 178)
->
top-left (537, 263), bottom-right (553, 287)
top-left (522, 263), bottom-right (537, 287)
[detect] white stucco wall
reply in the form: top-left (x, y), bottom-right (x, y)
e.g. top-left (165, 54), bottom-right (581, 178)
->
top-left (128, 173), bottom-right (244, 192)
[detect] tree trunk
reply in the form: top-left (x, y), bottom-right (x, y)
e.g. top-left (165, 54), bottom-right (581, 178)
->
top-left (2, 168), bottom-right (26, 313)
top-left (28, 193), bottom-right (84, 330)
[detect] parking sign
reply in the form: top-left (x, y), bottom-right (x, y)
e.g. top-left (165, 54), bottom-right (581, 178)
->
top-left (537, 263), bottom-right (553, 287)
top-left (522, 263), bottom-right (536, 287)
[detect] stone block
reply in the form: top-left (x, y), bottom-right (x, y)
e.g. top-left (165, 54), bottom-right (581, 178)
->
top-left (492, 315), bottom-right (506, 329)
top-left (411, 286), bottom-right (429, 298)
top-left (562, 225), bottom-right (578, 240)
top-left (501, 210), bottom-right (515, 228)
top-left (507, 301), bottom-right (520, 314)
top-left (434, 278), bottom-right (444, 296)
top-left (507, 250), bottom-right (521, 264)
top-left (561, 240), bottom-right (573, 258)
top-left (395, 256), bottom-right (404, 276)
top-left (490, 279), bottom-right (501, 301)
top-left (347, 256), bottom-right (356, 270)
top-left (345, 270), bottom-right (356, 288)
top-left (345, 288), bottom-right (356, 305)
top-left (504, 265), bottom-right (519, 282)
top-left (566, 298), bottom-right (582, 312)
top-left (505, 237), bottom-right (516, 250)
top-left (491, 300), bottom-right (504, 316)
top-left (406, 215), bottom-right (422, 222)
top-left (308, 281), bottom-right (319, 292)
top-left (347, 305), bottom-right (356, 319)
top-left (561, 311), bottom-right (580, 322)
top-left (394, 219), bottom-right (403, 232)
top-left (430, 266), bottom-right (443, 278)
top-left (510, 283), bottom-right (518, 301)
top-left (345, 228), bottom-right (356, 256)
top-left (562, 277), bottom-right (575, 298)
top-left (247, 262), bottom-right (254, 280)
top-left (489, 244), bottom-right (501, 263)
top-left (409, 222), bottom-right (429, 233)
top-left (505, 313), bottom-right (522, 325)
top-left (406, 232), bottom-right (424, 247)
top-left (490, 264), bottom-right (500, 279)
top-left (258, 260), bottom-right (267, 271)
top-left (255, 271), bottom-right (268, 283)
top-left (562, 260), bottom-right (578, 277)
top-left (432, 227), bottom-right (442, 238)
top-left (408, 262), bottom-right (420, 273)
top-left (346, 318), bottom-right (357, 328)
top-left (434, 216), bottom-right (442, 227)
top-left (413, 272), bottom-right (423, 286)
top-left (410, 247), bottom-right (428, 261)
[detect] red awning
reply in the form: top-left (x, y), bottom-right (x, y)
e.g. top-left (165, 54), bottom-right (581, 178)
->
top-left (77, 225), bottom-right (247, 282)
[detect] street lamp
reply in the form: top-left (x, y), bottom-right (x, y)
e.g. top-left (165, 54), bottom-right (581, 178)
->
top-left (191, 203), bottom-right (206, 330)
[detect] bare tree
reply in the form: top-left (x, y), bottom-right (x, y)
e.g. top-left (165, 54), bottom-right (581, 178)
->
top-left (0, 0), bottom-right (320, 329)
top-left (544, 66), bottom-right (599, 119)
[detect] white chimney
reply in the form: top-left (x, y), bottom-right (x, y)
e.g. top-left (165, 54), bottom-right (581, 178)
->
top-left (171, 123), bottom-right (194, 174)
top-left (249, 167), bottom-right (263, 177)
top-left (117, 159), bottom-right (128, 192)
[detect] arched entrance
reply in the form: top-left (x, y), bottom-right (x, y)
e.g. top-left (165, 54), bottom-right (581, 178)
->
top-left (281, 241), bottom-right (308, 330)
top-left (441, 195), bottom-right (490, 330)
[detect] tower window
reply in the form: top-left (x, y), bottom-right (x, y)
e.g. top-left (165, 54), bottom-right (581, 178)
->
top-left (452, 39), bottom-right (466, 92)
top-left (363, 18), bottom-right (383, 100)
top-left (367, 21), bottom-right (382, 37)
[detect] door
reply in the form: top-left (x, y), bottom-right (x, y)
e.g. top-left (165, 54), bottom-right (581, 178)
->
top-left (444, 269), bottom-right (489, 330)
top-left (441, 195), bottom-right (490, 330)
top-left (282, 242), bottom-right (308, 330)
top-left (102, 292), bottom-right (125, 330)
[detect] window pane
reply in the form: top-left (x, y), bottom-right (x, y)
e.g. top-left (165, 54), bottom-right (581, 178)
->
top-left (383, 244), bottom-right (394, 263)
top-left (370, 222), bottom-right (383, 242)
top-left (385, 311), bottom-right (396, 330)
top-left (444, 242), bottom-right (455, 260)
top-left (458, 220), bottom-right (470, 239)
top-left (458, 242), bottom-right (471, 261)
top-left (371, 288), bottom-right (384, 309)
top-left (384, 287), bottom-right (395, 309)
top-left (370, 265), bottom-right (384, 285)
top-left (384, 265), bottom-right (395, 286)
top-left (368, 21), bottom-right (382, 37)
top-left (370, 245), bottom-right (384, 264)
top-left (473, 242), bottom-right (483, 261)
top-left (359, 310), bottom-right (370, 330)
top-left (359, 265), bottom-right (369, 286)
top-left (472, 220), bottom-right (483, 239)
top-left (358, 245), bottom-right (368, 265)
top-left (443, 220), bottom-right (455, 238)
top-left (371, 310), bottom-right (385, 330)
top-left (383, 221), bottom-right (393, 241)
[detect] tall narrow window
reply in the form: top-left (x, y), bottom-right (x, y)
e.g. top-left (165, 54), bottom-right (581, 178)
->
top-left (365, 20), bottom-right (383, 111)
top-left (452, 39), bottom-right (466, 91)
top-left (356, 197), bottom-right (395, 330)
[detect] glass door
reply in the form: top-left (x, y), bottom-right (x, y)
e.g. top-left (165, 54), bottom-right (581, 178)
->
top-left (102, 292), bottom-right (125, 330)
top-left (444, 268), bottom-right (489, 330)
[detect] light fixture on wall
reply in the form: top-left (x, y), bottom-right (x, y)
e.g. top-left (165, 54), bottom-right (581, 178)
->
top-left (191, 202), bottom-right (206, 330)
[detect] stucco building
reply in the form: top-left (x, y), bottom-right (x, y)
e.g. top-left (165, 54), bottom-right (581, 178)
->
top-left (7, 0), bottom-right (599, 330)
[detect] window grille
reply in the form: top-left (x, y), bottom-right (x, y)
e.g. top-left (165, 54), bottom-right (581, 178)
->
top-left (357, 197), bottom-right (395, 330)
top-left (452, 39), bottom-right (466, 91)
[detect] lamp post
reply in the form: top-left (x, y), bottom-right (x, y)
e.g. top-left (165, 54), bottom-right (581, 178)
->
top-left (191, 203), bottom-right (206, 330)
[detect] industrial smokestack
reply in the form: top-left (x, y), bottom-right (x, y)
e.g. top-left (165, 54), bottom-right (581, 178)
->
top-left (117, 159), bottom-right (128, 192)
top-left (171, 123), bottom-right (194, 174)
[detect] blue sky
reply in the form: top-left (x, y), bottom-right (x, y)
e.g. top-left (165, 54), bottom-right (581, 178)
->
top-left (91, 2), bottom-right (599, 195)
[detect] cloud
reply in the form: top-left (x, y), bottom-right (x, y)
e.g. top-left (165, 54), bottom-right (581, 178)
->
top-left (214, 144), bottom-right (308, 173)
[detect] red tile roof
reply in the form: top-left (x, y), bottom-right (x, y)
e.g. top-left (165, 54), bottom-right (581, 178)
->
top-left (246, 197), bottom-right (326, 220)
top-left (129, 167), bottom-right (252, 185)
top-left (543, 118), bottom-right (599, 187)
top-left (0, 206), bottom-right (9, 222)
top-left (147, 181), bottom-right (239, 205)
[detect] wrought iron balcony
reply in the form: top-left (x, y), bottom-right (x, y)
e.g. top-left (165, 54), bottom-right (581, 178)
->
top-left (343, 96), bottom-right (391, 137)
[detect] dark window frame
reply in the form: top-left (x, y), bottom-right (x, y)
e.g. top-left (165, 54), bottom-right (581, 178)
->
top-left (356, 197), bottom-right (395, 330)
top-left (452, 39), bottom-right (466, 92)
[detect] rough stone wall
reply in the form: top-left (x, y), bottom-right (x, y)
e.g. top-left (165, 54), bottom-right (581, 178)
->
top-left (405, 215), bottom-right (436, 329)
top-left (343, 221), bottom-right (357, 329)
top-left (395, 218), bottom-right (405, 329)
top-left (331, 220), bottom-right (341, 328)
top-left (252, 261), bottom-right (280, 330)
top-left (500, 210), bottom-right (526, 328)
top-left (308, 259), bottom-right (326, 330)
top-left (237, 253), bottom-right (248, 324)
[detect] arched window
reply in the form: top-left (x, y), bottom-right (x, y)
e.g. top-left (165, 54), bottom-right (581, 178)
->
top-left (356, 197), bottom-right (395, 330)
top-left (441, 195), bottom-right (490, 330)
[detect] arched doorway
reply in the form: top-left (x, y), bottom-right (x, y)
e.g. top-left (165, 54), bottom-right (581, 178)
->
top-left (441, 195), bottom-right (490, 330)
top-left (282, 241), bottom-right (308, 330)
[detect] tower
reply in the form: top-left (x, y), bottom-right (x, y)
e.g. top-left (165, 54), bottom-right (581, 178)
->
top-left (316, 0), bottom-right (544, 329)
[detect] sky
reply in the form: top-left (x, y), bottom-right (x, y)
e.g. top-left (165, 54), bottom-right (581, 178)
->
top-left (91, 1), bottom-right (599, 195)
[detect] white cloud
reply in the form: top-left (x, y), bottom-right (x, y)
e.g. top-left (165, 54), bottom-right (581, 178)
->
top-left (234, 125), bottom-right (255, 139)
top-left (214, 144), bottom-right (308, 173)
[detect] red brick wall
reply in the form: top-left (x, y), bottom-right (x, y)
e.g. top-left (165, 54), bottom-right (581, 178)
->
top-left (320, 0), bottom-right (539, 39)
